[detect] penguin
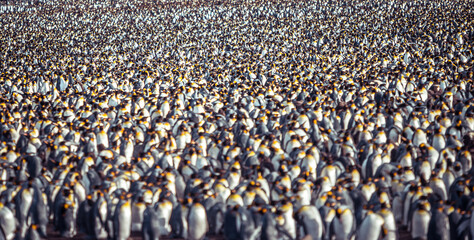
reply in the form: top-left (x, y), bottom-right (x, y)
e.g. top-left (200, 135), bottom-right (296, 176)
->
top-left (432, 128), bottom-right (446, 151)
top-left (25, 155), bottom-right (42, 179)
top-left (332, 206), bottom-right (356, 240)
top-left (401, 183), bottom-right (418, 229)
top-left (187, 201), bottom-right (208, 240)
top-left (154, 198), bottom-right (174, 235)
top-left (91, 191), bottom-right (108, 239)
top-left (57, 202), bottom-right (77, 238)
top-left (278, 200), bottom-right (296, 240)
top-left (77, 194), bottom-right (94, 237)
top-left (29, 186), bottom-right (48, 237)
top-left (131, 197), bottom-right (147, 232)
top-left (261, 210), bottom-right (279, 240)
top-left (427, 204), bottom-right (450, 240)
top-left (15, 182), bottom-right (34, 239)
top-left (114, 195), bottom-right (132, 240)
top-left (223, 205), bottom-right (244, 240)
top-left (320, 162), bottom-right (338, 187)
top-left (319, 201), bottom-right (336, 240)
top-left (0, 202), bottom-right (16, 240)
top-left (227, 193), bottom-right (244, 208)
top-left (430, 176), bottom-right (448, 201)
top-left (142, 204), bottom-right (162, 240)
top-left (411, 202), bottom-right (431, 240)
top-left (24, 224), bottom-right (41, 240)
top-left (378, 205), bottom-right (397, 240)
top-left (295, 205), bottom-right (323, 240)
top-left (207, 201), bottom-right (225, 235)
top-left (170, 197), bottom-right (192, 238)
top-left (238, 205), bottom-right (261, 240)
top-left (357, 211), bottom-right (385, 240)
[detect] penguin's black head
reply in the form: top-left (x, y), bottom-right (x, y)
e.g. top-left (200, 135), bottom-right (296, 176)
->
top-left (63, 188), bottom-right (72, 196)
top-left (454, 163), bottom-right (461, 171)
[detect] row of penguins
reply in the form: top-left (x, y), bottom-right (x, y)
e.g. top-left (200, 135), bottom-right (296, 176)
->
top-left (0, 0), bottom-right (474, 239)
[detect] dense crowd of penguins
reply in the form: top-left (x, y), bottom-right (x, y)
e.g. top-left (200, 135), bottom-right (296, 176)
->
top-left (0, 0), bottom-right (474, 239)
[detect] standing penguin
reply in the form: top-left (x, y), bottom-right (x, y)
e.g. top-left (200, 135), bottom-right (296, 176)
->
top-left (53, 187), bottom-right (78, 235)
top-left (187, 201), bottom-right (208, 240)
top-left (77, 194), bottom-right (94, 237)
top-left (223, 205), bottom-right (243, 240)
top-left (57, 202), bottom-right (77, 237)
top-left (114, 195), bottom-right (132, 240)
top-left (332, 207), bottom-right (356, 240)
top-left (319, 201), bottom-right (336, 240)
top-left (91, 192), bottom-right (108, 239)
top-left (428, 204), bottom-right (450, 240)
top-left (357, 211), bottom-right (385, 240)
top-left (15, 183), bottom-right (34, 239)
top-left (24, 224), bottom-right (41, 240)
top-left (261, 210), bottom-right (279, 240)
top-left (0, 202), bottom-right (16, 240)
top-left (170, 197), bottom-right (192, 238)
top-left (142, 205), bottom-right (162, 240)
top-left (29, 186), bottom-right (48, 238)
top-left (378, 205), bottom-right (397, 240)
top-left (131, 197), bottom-right (147, 232)
top-left (208, 202), bottom-right (226, 235)
top-left (223, 204), bottom-right (259, 240)
top-left (295, 205), bottom-right (323, 240)
top-left (154, 198), bottom-right (174, 236)
top-left (411, 202), bottom-right (431, 240)
top-left (278, 200), bottom-right (296, 240)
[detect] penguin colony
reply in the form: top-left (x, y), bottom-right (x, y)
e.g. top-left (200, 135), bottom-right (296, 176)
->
top-left (0, 0), bottom-right (473, 239)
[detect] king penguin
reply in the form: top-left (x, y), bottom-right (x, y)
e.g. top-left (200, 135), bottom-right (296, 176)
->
top-left (357, 211), bottom-right (385, 240)
top-left (142, 204), bottom-right (162, 240)
top-left (187, 200), bottom-right (208, 240)
top-left (332, 206), bottom-right (356, 240)
top-left (15, 182), bottom-right (34, 239)
top-left (428, 203), bottom-right (450, 240)
top-left (24, 224), bottom-right (41, 240)
top-left (0, 202), bottom-right (16, 240)
top-left (114, 195), bottom-right (132, 240)
top-left (294, 205), bottom-right (323, 240)
top-left (411, 202), bottom-right (431, 240)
